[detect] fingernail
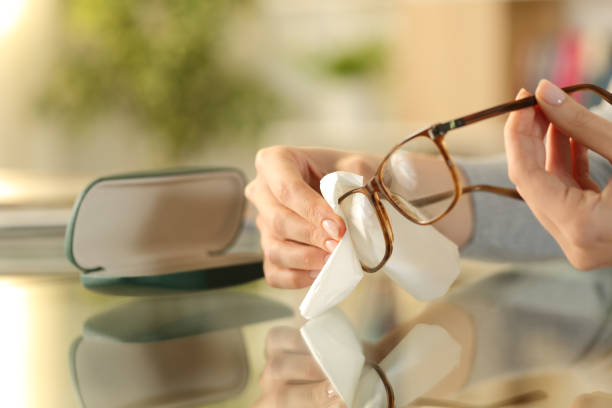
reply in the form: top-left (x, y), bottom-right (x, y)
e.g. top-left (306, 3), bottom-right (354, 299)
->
top-left (327, 384), bottom-right (337, 399)
top-left (539, 79), bottom-right (566, 105)
top-left (309, 270), bottom-right (319, 279)
top-left (322, 219), bottom-right (341, 240)
top-left (325, 240), bottom-right (338, 252)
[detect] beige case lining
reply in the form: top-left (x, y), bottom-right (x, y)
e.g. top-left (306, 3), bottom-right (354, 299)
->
top-left (72, 171), bottom-right (250, 276)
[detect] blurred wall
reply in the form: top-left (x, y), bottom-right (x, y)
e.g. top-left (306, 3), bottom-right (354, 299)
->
top-left (0, 0), bottom-right (610, 180)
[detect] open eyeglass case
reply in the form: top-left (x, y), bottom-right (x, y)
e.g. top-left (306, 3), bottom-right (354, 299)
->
top-left (65, 168), bottom-right (263, 294)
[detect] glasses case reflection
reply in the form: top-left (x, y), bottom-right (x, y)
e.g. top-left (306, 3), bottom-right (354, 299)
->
top-left (70, 291), bottom-right (292, 407)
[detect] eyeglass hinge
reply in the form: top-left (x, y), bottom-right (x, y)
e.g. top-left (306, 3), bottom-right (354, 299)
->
top-left (430, 118), bottom-right (466, 139)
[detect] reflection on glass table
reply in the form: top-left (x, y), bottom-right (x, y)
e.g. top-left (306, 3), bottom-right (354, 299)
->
top-left (70, 291), bottom-right (291, 408)
top-left (255, 268), bottom-right (612, 408)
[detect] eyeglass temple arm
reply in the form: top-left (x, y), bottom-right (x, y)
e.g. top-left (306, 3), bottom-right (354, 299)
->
top-left (408, 185), bottom-right (521, 208)
top-left (431, 83), bottom-right (612, 138)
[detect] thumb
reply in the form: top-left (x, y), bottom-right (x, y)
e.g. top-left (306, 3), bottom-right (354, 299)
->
top-left (535, 79), bottom-right (612, 159)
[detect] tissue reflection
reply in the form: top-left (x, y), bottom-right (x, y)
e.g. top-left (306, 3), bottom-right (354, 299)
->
top-left (301, 309), bottom-right (460, 408)
top-left (274, 268), bottom-right (612, 407)
top-left (70, 291), bottom-right (292, 408)
top-left (301, 309), bottom-right (366, 407)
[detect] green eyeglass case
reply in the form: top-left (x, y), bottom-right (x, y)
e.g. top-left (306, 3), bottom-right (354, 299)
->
top-left (65, 168), bottom-right (263, 294)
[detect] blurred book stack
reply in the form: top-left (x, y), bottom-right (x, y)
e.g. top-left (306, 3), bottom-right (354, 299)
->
top-left (0, 170), bottom-right (88, 274)
top-left (510, 1), bottom-right (612, 106)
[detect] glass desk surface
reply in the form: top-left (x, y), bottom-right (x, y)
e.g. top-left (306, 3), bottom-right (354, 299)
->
top-left (2, 261), bottom-right (612, 408)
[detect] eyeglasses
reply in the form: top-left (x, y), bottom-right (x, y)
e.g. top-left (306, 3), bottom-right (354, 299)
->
top-left (338, 83), bottom-right (612, 273)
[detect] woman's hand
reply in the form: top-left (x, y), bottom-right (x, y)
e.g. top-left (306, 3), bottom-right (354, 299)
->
top-left (504, 79), bottom-right (612, 270)
top-left (253, 326), bottom-right (344, 408)
top-left (245, 146), bottom-right (380, 288)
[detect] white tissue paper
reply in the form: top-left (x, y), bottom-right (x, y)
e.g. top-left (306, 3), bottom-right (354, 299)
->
top-left (301, 309), bottom-right (461, 408)
top-left (300, 171), bottom-right (460, 319)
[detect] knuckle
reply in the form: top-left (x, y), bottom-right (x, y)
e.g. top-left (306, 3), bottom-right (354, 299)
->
top-left (278, 179), bottom-right (310, 209)
top-left (255, 146), bottom-right (289, 171)
top-left (304, 359), bottom-right (322, 379)
top-left (276, 180), bottom-right (293, 205)
top-left (270, 211), bottom-right (287, 237)
top-left (244, 180), bottom-right (256, 201)
top-left (267, 242), bottom-right (282, 266)
top-left (268, 354), bottom-right (285, 378)
top-left (307, 226), bottom-right (322, 246)
top-left (339, 155), bottom-right (375, 178)
top-left (265, 274), bottom-right (281, 289)
top-left (304, 201), bottom-right (321, 223)
top-left (302, 252), bottom-right (313, 269)
top-left (265, 327), bottom-right (288, 351)
top-left (263, 262), bottom-right (281, 288)
top-left (254, 147), bottom-right (272, 171)
top-left (291, 270), bottom-right (311, 289)
top-left (288, 272), bottom-right (303, 289)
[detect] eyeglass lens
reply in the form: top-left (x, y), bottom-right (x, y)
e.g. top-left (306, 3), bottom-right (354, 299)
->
top-left (339, 191), bottom-right (387, 270)
top-left (381, 135), bottom-right (457, 223)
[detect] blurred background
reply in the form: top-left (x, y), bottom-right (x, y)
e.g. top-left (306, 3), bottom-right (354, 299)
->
top-left (0, 0), bottom-right (611, 271)
top-left (1, 3), bottom-right (611, 406)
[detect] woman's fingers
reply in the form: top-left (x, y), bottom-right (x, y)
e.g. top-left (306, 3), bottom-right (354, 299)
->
top-left (247, 179), bottom-right (335, 251)
top-left (264, 233), bottom-right (329, 271)
top-left (536, 79), bottom-right (612, 159)
top-left (505, 82), bottom-right (612, 270)
top-left (253, 380), bottom-right (342, 408)
top-left (504, 89), bottom-right (548, 176)
top-left (504, 89), bottom-right (568, 241)
top-left (245, 146), bottom-right (351, 288)
top-left (257, 325), bottom-right (342, 408)
top-left (571, 139), bottom-right (601, 192)
top-left (255, 146), bottom-right (345, 242)
top-left (545, 125), bottom-right (575, 186)
top-left (505, 89), bottom-right (565, 203)
top-left (265, 327), bottom-right (309, 357)
top-left (261, 258), bottom-right (317, 289)
top-left (260, 353), bottom-right (326, 384)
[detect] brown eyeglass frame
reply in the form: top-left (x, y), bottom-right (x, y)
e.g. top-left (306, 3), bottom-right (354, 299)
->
top-left (338, 83), bottom-right (612, 273)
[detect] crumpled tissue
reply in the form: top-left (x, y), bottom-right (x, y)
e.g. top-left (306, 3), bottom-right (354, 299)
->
top-left (300, 171), bottom-right (460, 319)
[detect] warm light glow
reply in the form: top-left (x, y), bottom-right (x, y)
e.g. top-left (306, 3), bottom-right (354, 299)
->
top-left (0, 283), bottom-right (28, 407)
top-left (0, 0), bottom-right (28, 37)
top-left (0, 181), bottom-right (18, 199)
